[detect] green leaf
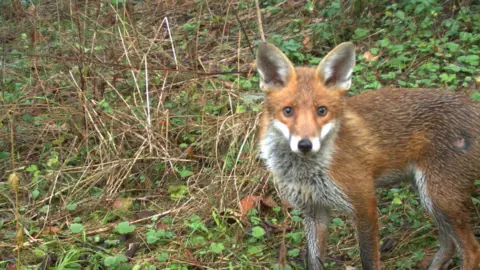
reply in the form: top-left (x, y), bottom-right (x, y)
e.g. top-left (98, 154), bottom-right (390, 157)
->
top-left (251, 226), bottom-right (265, 238)
top-left (46, 156), bottom-right (59, 168)
top-left (115, 221), bottom-right (136, 234)
top-left (209, 242), bottom-right (225, 254)
top-left (236, 105), bottom-right (247, 114)
top-left (26, 164), bottom-right (38, 172)
top-left (370, 48), bottom-right (379, 55)
top-left (33, 247), bottom-right (45, 258)
top-left (286, 231), bottom-right (303, 244)
top-left (146, 230), bottom-right (160, 244)
top-left (458, 55), bottom-right (479, 66)
top-left (471, 92), bottom-right (480, 102)
top-left (392, 197), bottom-right (403, 205)
top-left (175, 167), bottom-right (193, 178)
top-left (104, 254), bottom-right (128, 266)
top-left (66, 203), bottom-right (77, 211)
top-left (105, 239), bottom-right (120, 246)
top-left (354, 28), bottom-right (369, 39)
top-left (52, 136), bottom-right (65, 145)
top-left (190, 235), bottom-right (206, 246)
top-left (414, 4), bottom-right (425, 14)
top-left (445, 42), bottom-right (459, 52)
top-left (247, 245), bottom-right (264, 256)
top-left (444, 64), bottom-right (461, 72)
top-left (32, 189), bottom-right (40, 200)
top-left (395, 11), bottom-right (405, 20)
top-left (332, 217), bottom-right (345, 227)
top-left (69, 223), bottom-right (84, 233)
top-left (157, 252), bottom-right (169, 262)
top-left (167, 185), bottom-right (188, 200)
top-left (0, 152), bottom-right (9, 159)
top-left (287, 248), bottom-right (300, 257)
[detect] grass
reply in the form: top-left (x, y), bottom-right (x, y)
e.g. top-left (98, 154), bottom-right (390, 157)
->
top-left (0, 0), bottom-right (479, 269)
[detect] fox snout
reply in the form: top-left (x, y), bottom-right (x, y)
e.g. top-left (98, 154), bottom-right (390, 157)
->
top-left (290, 135), bottom-right (321, 154)
top-left (298, 139), bottom-right (312, 153)
top-left (271, 120), bottom-right (336, 155)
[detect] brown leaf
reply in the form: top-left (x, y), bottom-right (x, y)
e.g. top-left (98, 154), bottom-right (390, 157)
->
top-left (135, 210), bottom-right (155, 220)
top-left (186, 147), bottom-right (195, 159)
top-left (303, 36), bottom-right (313, 50)
top-left (363, 51), bottom-right (380, 62)
top-left (112, 198), bottom-right (132, 211)
top-left (156, 223), bottom-right (168, 230)
top-left (240, 195), bottom-right (261, 216)
top-left (261, 197), bottom-right (279, 208)
top-left (302, 36), bottom-right (311, 45)
top-left (44, 226), bottom-right (61, 234)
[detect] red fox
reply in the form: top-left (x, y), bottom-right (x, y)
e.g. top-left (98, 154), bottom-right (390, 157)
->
top-left (256, 42), bottom-right (480, 270)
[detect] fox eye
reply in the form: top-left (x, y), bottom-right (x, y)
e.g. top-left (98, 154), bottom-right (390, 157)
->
top-left (317, 106), bottom-right (328, 116)
top-left (283, 107), bottom-right (294, 117)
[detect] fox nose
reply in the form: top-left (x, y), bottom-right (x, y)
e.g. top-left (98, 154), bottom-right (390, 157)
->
top-left (298, 139), bottom-right (312, 153)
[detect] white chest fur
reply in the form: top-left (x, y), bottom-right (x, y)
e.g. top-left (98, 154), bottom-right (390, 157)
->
top-left (260, 127), bottom-right (353, 214)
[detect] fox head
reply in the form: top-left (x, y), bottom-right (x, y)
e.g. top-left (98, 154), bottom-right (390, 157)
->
top-left (257, 42), bottom-right (355, 154)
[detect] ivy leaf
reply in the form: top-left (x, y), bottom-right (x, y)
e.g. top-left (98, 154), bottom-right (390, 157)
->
top-left (115, 222), bottom-right (136, 234)
top-left (287, 248), bottom-right (300, 257)
top-left (354, 28), bottom-right (369, 39)
top-left (395, 11), bottom-right (405, 20)
top-left (157, 252), bottom-right (169, 262)
top-left (66, 203), bottom-right (77, 211)
top-left (251, 226), bottom-right (265, 238)
top-left (32, 189), bottom-right (40, 200)
top-left (392, 197), bottom-right (403, 205)
top-left (69, 223), bottom-right (84, 233)
top-left (209, 242), bottom-right (225, 254)
top-left (332, 217), bottom-right (345, 227)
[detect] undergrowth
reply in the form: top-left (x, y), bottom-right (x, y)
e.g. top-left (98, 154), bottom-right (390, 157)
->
top-left (0, 0), bottom-right (479, 269)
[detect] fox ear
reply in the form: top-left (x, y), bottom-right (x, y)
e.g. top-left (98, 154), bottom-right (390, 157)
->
top-left (316, 42), bottom-right (355, 90)
top-left (256, 43), bottom-right (295, 91)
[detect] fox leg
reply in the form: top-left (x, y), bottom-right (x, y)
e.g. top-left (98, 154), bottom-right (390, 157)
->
top-left (304, 207), bottom-right (329, 270)
top-left (426, 220), bottom-right (455, 270)
top-left (353, 196), bottom-right (381, 270)
top-left (426, 198), bottom-right (479, 270)
top-left (416, 170), bottom-right (480, 270)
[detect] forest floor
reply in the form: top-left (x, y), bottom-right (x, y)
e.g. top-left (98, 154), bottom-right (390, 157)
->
top-left (1, 1), bottom-right (480, 269)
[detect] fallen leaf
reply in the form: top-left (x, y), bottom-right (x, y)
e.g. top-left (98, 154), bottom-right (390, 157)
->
top-left (240, 195), bottom-right (261, 215)
top-left (302, 36), bottom-right (313, 49)
top-left (44, 226), bottom-right (61, 234)
top-left (135, 210), bottom-right (155, 220)
top-left (261, 197), bottom-right (279, 208)
top-left (156, 223), bottom-right (168, 230)
top-left (185, 147), bottom-right (195, 159)
top-left (112, 198), bottom-right (132, 211)
top-left (363, 51), bottom-right (380, 62)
